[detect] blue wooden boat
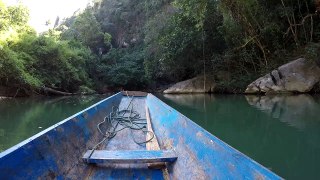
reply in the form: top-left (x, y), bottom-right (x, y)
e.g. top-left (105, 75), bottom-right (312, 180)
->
top-left (0, 92), bottom-right (282, 179)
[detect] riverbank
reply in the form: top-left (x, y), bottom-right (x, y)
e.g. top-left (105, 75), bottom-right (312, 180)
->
top-left (3, 56), bottom-right (320, 99)
top-left (163, 58), bottom-right (320, 95)
top-left (0, 85), bottom-right (99, 98)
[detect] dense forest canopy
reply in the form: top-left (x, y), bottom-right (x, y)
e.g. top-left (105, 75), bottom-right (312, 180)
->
top-left (0, 0), bottom-right (320, 95)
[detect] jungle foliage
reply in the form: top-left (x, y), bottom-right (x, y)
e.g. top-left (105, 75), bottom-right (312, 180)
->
top-left (0, 1), bottom-right (93, 94)
top-left (1, 0), bottom-right (320, 94)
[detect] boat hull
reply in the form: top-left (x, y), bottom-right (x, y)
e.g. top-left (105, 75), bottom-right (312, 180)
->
top-left (0, 92), bottom-right (281, 179)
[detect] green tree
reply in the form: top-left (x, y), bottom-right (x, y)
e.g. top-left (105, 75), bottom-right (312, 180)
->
top-left (61, 8), bottom-right (105, 54)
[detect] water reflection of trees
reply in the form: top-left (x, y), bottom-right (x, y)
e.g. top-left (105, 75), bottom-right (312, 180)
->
top-left (0, 95), bottom-right (106, 151)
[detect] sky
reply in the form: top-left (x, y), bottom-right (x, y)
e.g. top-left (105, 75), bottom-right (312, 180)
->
top-left (3, 0), bottom-right (90, 32)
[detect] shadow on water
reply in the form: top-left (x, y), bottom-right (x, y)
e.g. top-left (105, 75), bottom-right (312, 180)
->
top-left (0, 95), bottom-right (110, 152)
top-left (157, 94), bottom-right (320, 180)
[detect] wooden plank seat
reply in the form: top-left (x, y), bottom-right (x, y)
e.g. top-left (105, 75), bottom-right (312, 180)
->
top-left (83, 150), bottom-right (177, 164)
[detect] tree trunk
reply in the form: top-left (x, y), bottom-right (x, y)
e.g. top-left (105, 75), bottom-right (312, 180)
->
top-left (42, 87), bottom-right (74, 96)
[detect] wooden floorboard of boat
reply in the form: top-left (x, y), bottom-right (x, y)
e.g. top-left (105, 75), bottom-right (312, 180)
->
top-left (146, 106), bottom-right (170, 180)
top-left (146, 106), bottom-right (167, 169)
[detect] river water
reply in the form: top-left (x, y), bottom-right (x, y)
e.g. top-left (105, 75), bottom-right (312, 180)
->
top-left (0, 94), bottom-right (319, 179)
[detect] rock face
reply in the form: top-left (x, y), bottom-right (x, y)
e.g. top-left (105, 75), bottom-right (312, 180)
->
top-left (164, 76), bottom-right (215, 94)
top-left (245, 58), bottom-right (320, 94)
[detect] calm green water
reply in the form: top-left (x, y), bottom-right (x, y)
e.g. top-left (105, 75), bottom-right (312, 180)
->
top-left (157, 94), bottom-right (320, 179)
top-left (0, 95), bottom-right (109, 152)
top-left (0, 94), bottom-right (319, 179)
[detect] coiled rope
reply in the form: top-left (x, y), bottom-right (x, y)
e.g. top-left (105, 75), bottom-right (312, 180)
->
top-left (87, 93), bottom-right (154, 160)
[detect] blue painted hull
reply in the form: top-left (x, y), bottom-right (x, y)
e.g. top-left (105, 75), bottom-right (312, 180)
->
top-left (0, 92), bottom-right (282, 179)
